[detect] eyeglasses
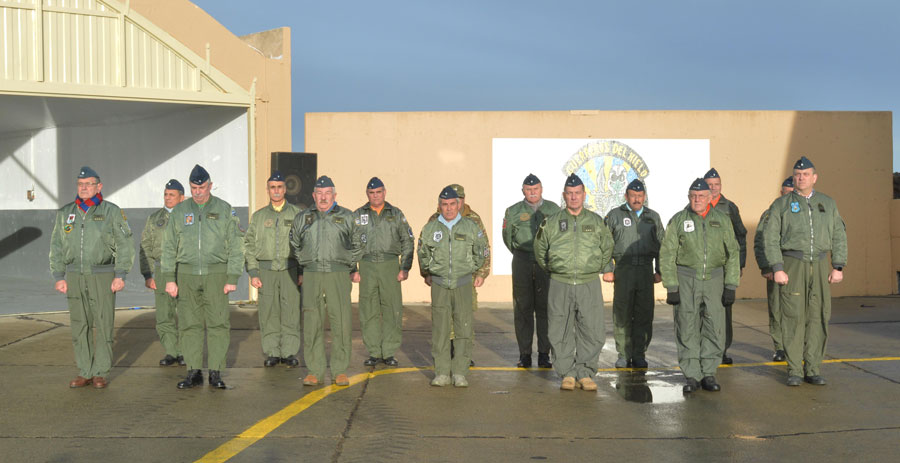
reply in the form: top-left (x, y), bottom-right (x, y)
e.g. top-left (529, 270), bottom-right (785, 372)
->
top-left (77, 182), bottom-right (99, 188)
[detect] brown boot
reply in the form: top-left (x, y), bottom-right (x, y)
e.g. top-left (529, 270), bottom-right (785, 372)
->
top-left (334, 374), bottom-right (350, 386)
top-left (302, 375), bottom-right (318, 386)
top-left (69, 376), bottom-right (92, 388)
top-left (91, 376), bottom-right (108, 389)
top-left (577, 377), bottom-right (597, 391)
top-left (560, 377), bottom-right (576, 391)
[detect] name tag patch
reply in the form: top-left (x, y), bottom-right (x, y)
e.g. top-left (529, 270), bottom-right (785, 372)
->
top-left (92, 215), bottom-right (104, 221)
top-left (583, 225), bottom-right (595, 233)
top-left (710, 221), bottom-right (721, 228)
top-left (334, 217), bottom-right (344, 224)
top-left (454, 233), bottom-right (467, 241)
top-left (683, 220), bottom-right (695, 232)
top-left (818, 204), bottom-right (825, 213)
top-left (206, 213), bottom-right (219, 220)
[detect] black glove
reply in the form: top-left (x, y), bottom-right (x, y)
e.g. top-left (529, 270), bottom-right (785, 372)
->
top-left (666, 291), bottom-right (680, 306)
top-left (722, 288), bottom-right (736, 306)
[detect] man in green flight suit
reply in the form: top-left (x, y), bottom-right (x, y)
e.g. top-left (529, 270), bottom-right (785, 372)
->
top-left (602, 179), bottom-right (665, 369)
top-left (704, 168), bottom-right (747, 365)
top-left (534, 173), bottom-right (613, 392)
top-left (753, 176), bottom-right (793, 363)
top-left (660, 178), bottom-right (740, 393)
top-left (418, 186), bottom-right (489, 387)
top-left (426, 183), bottom-right (487, 366)
top-left (139, 179), bottom-right (185, 367)
top-left (50, 166), bottom-right (135, 389)
top-left (290, 175), bottom-right (363, 387)
top-left (162, 165), bottom-right (244, 390)
top-left (354, 177), bottom-right (414, 367)
top-left (245, 171), bottom-right (302, 368)
top-left (763, 156), bottom-right (847, 387)
top-left (502, 173), bottom-right (559, 368)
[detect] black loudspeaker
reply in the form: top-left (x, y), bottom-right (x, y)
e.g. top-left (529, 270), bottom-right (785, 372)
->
top-left (271, 152), bottom-right (317, 210)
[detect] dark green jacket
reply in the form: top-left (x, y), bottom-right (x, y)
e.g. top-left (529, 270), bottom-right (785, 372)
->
top-left (160, 196), bottom-right (245, 285)
top-left (354, 201), bottom-right (415, 271)
top-left (501, 199), bottom-right (560, 257)
top-left (533, 207), bottom-right (613, 284)
top-left (427, 204), bottom-right (490, 278)
top-left (50, 200), bottom-right (135, 281)
top-left (754, 209), bottom-right (771, 273)
top-left (244, 202), bottom-right (302, 277)
top-left (762, 191), bottom-right (847, 272)
top-left (712, 194), bottom-right (748, 268)
top-left (417, 215), bottom-right (489, 289)
top-left (603, 204), bottom-right (665, 274)
top-left (290, 204), bottom-right (363, 273)
top-left (660, 206), bottom-right (740, 291)
top-left (139, 207), bottom-right (170, 280)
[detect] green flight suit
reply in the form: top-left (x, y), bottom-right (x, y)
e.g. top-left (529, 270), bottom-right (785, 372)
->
top-left (712, 194), bottom-right (747, 353)
top-left (161, 195), bottom-right (244, 371)
top-left (603, 204), bottom-right (665, 363)
top-left (290, 204), bottom-right (363, 380)
top-left (533, 207), bottom-right (613, 380)
top-left (763, 191), bottom-right (847, 378)
top-left (660, 206), bottom-right (740, 381)
top-left (418, 215), bottom-right (488, 378)
top-left (50, 199), bottom-right (134, 379)
top-left (245, 202), bottom-right (302, 359)
top-left (502, 198), bottom-right (560, 357)
top-left (140, 207), bottom-right (180, 358)
top-left (754, 209), bottom-right (782, 351)
top-left (354, 201), bottom-right (414, 359)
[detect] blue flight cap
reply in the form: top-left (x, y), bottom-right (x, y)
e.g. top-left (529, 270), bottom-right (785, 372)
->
top-left (439, 185), bottom-right (459, 200)
top-left (626, 179), bottom-right (645, 192)
top-left (367, 177), bottom-right (385, 189)
top-left (77, 166), bottom-right (100, 181)
top-left (189, 165), bottom-right (210, 185)
top-left (690, 178), bottom-right (710, 191)
top-left (782, 176), bottom-right (794, 188)
top-left (165, 179), bottom-right (184, 193)
top-left (703, 168), bottom-right (720, 179)
top-left (315, 175), bottom-right (335, 188)
top-left (565, 174), bottom-right (583, 187)
top-left (793, 156), bottom-right (815, 170)
top-left (268, 171), bottom-right (285, 182)
top-left (523, 173), bottom-right (541, 186)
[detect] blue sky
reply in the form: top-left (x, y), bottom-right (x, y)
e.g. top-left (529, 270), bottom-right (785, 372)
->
top-left (191, 0), bottom-right (899, 169)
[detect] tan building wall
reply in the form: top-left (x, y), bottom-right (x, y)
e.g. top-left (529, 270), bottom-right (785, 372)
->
top-left (306, 110), bottom-right (893, 303)
top-left (130, 0), bottom-right (292, 210)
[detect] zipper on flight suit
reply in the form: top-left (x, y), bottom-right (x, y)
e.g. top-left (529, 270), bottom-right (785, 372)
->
top-left (79, 209), bottom-right (86, 274)
top-left (806, 197), bottom-right (815, 262)
top-left (702, 220), bottom-right (708, 279)
top-left (572, 215), bottom-right (578, 285)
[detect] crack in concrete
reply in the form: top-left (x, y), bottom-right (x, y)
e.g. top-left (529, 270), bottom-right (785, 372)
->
top-left (0, 316), bottom-right (65, 349)
top-left (331, 374), bottom-right (371, 463)
top-left (414, 425), bottom-right (900, 440)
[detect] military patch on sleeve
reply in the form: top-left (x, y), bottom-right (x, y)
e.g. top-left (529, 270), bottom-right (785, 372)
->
top-left (683, 220), bottom-right (695, 232)
top-left (559, 220), bottom-right (568, 232)
top-left (502, 218), bottom-right (507, 229)
top-left (477, 230), bottom-right (484, 238)
top-left (121, 210), bottom-right (128, 222)
top-left (484, 248), bottom-right (490, 257)
top-left (407, 227), bottom-right (414, 238)
top-left (401, 215), bottom-right (407, 223)
top-left (231, 209), bottom-right (237, 216)
top-left (790, 201), bottom-right (800, 213)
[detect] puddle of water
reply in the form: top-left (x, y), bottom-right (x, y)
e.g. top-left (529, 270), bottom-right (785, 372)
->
top-left (600, 371), bottom-right (686, 404)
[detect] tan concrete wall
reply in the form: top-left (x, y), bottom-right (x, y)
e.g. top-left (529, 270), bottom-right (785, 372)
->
top-left (306, 110), bottom-right (893, 303)
top-left (130, 0), bottom-right (292, 211)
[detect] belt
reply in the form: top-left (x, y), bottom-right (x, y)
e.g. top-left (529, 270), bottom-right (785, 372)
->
top-left (66, 263), bottom-right (114, 274)
top-left (783, 251), bottom-right (828, 261)
top-left (676, 265), bottom-right (724, 279)
top-left (615, 256), bottom-right (654, 266)
top-left (431, 274), bottom-right (473, 288)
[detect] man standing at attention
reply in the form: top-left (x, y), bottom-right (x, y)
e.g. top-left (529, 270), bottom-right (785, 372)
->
top-left (534, 174), bottom-right (613, 392)
top-left (418, 186), bottom-right (489, 387)
top-left (753, 176), bottom-right (793, 362)
top-left (162, 165), bottom-right (244, 390)
top-left (290, 176), bottom-right (362, 387)
top-left (602, 179), bottom-right (665, 369)
top-left (660, 179), bottom-right (739, 393)
top-left (245, 172), bottom-right (302, 368)
top-left (502, 173), bottom-right (559, 368)
top-left (140, 179), bottom-right (185, 367)
top-left (355, 177), bottom-right (415, 368)
top-left (763, 157), bottom-right (846, 387)
top-left (704, 168), bottom-right (747, 365)
top-left (50, 166), bottom-right (134, 389)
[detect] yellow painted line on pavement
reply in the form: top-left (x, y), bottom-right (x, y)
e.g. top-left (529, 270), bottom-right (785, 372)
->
top-left (196, 355), bottom-right (900, 462)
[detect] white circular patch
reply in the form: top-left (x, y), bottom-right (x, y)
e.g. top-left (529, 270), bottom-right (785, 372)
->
top-left (623, 218), bottom-right (632, 227)
top-left (683, 220), bottom-right (695, 232)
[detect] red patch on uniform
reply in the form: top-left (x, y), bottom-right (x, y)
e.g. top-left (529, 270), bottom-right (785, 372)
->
top-left (502, 218), bottom-right (507, 229)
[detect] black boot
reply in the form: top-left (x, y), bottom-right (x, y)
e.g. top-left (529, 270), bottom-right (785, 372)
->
top-left (683, 378), bottom-right (700, 393)
top-left (264, 356), bottom-right (280, 367)
top-left (516, 353), bottom-right (532, 368)
top-left (537, 352), bottom-right (552, 368)
top-left (281, 355), bottom-right (299, 367)
top-left (209, 370), bottom-right (226, 389)
top-left (177, 369), bottom-right (203, 389)
top-left (701, 376), bottom-right (721, 392)
top-left (159, 355), bottom-right (177, 366)
top-left (176, 355), bottom-right (186, 366)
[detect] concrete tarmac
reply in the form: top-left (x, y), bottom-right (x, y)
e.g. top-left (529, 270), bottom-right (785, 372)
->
top-left (1, 297), bottom-right (898, 462)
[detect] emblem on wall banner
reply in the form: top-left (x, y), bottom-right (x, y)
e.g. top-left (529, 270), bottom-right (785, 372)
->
top-left (562, 140), bottom-right (650, 216)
